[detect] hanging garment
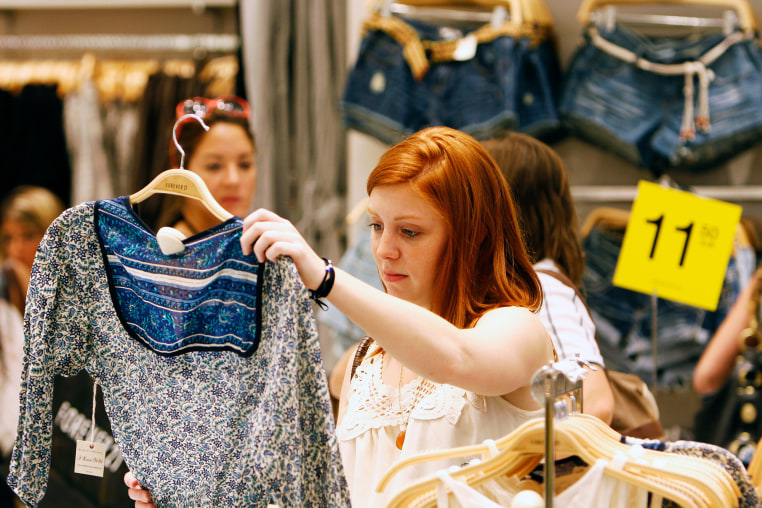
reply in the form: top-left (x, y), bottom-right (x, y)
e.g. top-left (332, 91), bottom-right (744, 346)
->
top-left (341, 13), bottom-right (561, 145)
top-left (0, 84), bottom-right (72, 207)
top-left (63, 79), bottom-right (115, 206)
top-left (560, 23), bottom-right (762, 174)
top-left (623, 436), bottom-right (759, 508)
top-left (434, 470), bottom-right (508, 508)
top-left (7, 198), bottom-right (350, 508)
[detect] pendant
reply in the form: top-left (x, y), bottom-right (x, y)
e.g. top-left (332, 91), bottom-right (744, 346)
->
top-left (396, 430), bottom-right (406, 450)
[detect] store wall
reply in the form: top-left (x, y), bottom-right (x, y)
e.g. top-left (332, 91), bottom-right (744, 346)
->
top-left (344, 1), bottom-right (762, 243)
top-left (3, 1), bottom-right (762, 240)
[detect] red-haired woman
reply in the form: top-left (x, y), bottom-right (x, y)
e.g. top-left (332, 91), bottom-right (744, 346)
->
top-left (243, 126), bottom-right (553, 507)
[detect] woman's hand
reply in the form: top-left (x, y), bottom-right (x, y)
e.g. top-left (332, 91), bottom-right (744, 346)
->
top-left (124, 471), bottom-right (157, 508)
top-left (240, 208), bottom-right (328, 292)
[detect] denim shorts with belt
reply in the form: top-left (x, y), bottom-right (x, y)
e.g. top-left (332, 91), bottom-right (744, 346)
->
top-left (560, 24), bottom-right (762, 173)
top-left (341, 13), bottom-right (561, 145)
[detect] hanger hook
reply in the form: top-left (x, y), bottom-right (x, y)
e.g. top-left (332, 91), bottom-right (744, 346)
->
top-left (172, 113), bottom-right (210, 170)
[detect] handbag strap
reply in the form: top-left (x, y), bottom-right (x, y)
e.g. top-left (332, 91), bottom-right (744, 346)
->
top-left (535, 269), bottom-right (594, 322)
top-left (350, 336), bottom-right (374, 380)
top-left (535, 268), bottom-right (604, 354)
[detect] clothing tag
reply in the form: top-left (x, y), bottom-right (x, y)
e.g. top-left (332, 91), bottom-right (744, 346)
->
top-left (438, 26), bottom-right (463, 40)
top-left (75, 440), bottom-right (106, 477)
top-left (452, 34), bottom-right (478, 61)
top-left (74, 380), bottom-right (105, 477)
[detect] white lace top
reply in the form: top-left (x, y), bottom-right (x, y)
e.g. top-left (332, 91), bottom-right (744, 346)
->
top-left (335, 343), bottom-right (543, 508)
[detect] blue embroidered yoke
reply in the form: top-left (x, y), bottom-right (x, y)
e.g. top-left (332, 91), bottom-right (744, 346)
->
top-left (8, 199), bottom-right (350, 508)
top-left (97, 198), bottom-right (263, 356)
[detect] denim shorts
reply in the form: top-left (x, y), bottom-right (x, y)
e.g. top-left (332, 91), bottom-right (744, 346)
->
top-left (515, 35), bottom-right (563, 138)
top-left (341, 14), bottom-right (561, 144)
top-left (560, 25), bottom-right (762, 172)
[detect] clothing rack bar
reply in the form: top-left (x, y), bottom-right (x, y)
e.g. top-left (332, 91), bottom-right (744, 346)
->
top-left (590, 5), bottom-right (740, 35)
top-left (0, 0), bottom-right (236, 7)
top-left (571, 185), bottom-right (762, 202)
top-left (0, 33), bottom-right (239, 52)
top-left (531, 360), bottom-right (589, 508)
top-left (590, 9), bottom-right (736, 29)
top-left (388, 3), bottom-right (498, 23)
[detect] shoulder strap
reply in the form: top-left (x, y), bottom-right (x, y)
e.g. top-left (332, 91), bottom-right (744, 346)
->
top-left (536, 268), bottom-right (601, 352)
top-left (535, 269), bottom-right (595, 321)
top-left (350, 336), bottom-right (374, 380)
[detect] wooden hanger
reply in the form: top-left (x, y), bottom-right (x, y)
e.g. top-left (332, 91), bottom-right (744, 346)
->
top-left (128, 169), bottom-right (232, 223)
top-left (577, 0), bottom-right (758, 32)
top-left (580, 206), bottom-right (631, 238)
top-left (381, 414), bottom-right (740, 508)
top-left (517, 0), bottom-right (554, 26)
top-left (129, 114), bottom-right (232, 223)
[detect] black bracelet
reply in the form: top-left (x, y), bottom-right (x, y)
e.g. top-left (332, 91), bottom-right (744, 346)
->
top-left (309, 258), bottom-right (335, 310)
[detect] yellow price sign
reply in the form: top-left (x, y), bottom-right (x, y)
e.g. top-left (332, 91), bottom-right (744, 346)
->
top-left (612, 180), bottom-right (741, 311)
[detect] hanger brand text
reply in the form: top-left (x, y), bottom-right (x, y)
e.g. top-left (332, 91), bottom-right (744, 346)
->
top-left (162, 182), bottom-right (189, 191)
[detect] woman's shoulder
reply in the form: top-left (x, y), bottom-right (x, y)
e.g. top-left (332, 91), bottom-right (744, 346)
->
top-left (478, 305), bottom-right (538, 323)
top-left (476, 306), bottom-right (548, 342)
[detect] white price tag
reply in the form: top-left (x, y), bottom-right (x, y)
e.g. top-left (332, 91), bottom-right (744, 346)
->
top-left (74, 440), bottom-right (106, 477)
top-left (453, 34), bottom-right (478, 61)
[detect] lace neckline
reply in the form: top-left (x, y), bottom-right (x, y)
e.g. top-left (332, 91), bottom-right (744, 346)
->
top-left (336, 343), bottom-right (478, 440)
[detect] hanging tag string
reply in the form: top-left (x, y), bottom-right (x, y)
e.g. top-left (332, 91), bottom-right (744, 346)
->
top-left (89, 381), bottom-right (98, 445)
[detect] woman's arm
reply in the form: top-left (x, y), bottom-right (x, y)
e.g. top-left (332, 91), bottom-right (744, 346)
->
top-left (241, 209), bottom-right (554, 398)
top-left (693, 274), bottom-right (760, 394)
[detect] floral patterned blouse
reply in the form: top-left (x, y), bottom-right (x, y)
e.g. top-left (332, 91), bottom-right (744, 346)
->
top-left (7, 198), bottom-right (350, 508)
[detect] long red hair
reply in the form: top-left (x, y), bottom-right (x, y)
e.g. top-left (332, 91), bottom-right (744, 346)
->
top-left (367, 127), bottom-right (541, 328)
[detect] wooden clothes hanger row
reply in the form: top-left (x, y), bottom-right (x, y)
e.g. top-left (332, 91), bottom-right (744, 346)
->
top-left (381, 413), bottom-right (741, 508)
top-left (579, 206), bottom-right (631, 238)
top-left (577, 0), bottom-right (759, 32)
top-left (0, 53), bottom-right (237, 102)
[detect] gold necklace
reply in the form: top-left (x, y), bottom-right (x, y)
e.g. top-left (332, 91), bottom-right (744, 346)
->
top-left (396, 361), bottom-right (426, 450)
